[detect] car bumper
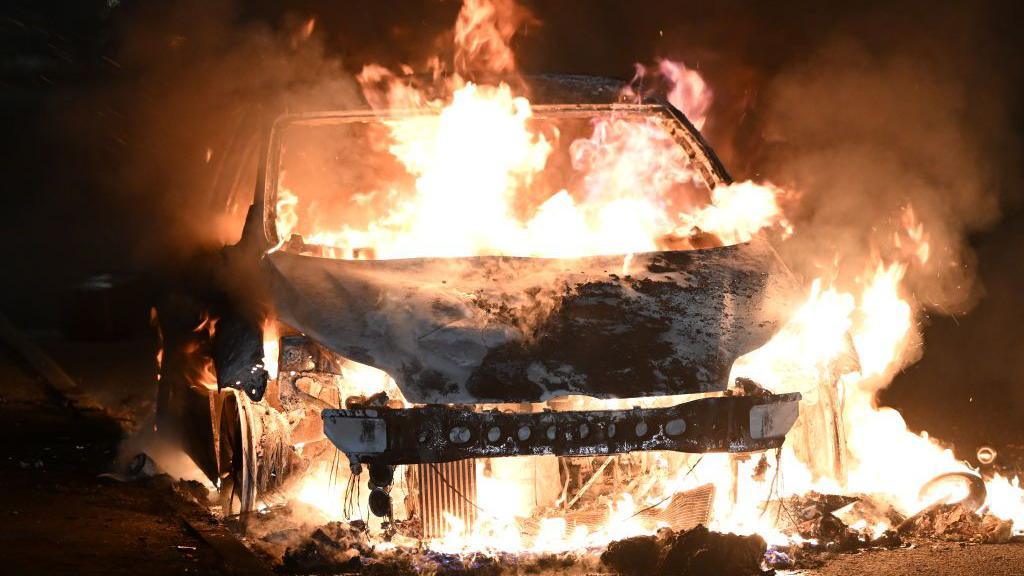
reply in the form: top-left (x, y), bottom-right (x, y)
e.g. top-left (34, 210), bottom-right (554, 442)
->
top-left (322, 392), bottom-right (801, 466)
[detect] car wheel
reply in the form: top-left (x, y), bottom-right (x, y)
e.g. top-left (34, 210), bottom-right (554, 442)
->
top-left (219, 390), bottom-right (257, 516)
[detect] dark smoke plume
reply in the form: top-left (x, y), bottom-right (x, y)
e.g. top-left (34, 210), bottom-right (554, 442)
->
top-left (69, 0), bottom-right (364, 271)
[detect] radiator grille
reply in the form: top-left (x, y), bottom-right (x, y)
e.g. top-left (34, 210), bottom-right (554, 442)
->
top-left (415, 460), bottom-right (478, 538)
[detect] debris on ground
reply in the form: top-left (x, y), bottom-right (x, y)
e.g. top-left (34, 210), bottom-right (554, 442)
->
top-left (97, 452), bottom-right (158, 483)
top-left (771, 492), bottom-right (888, 552)
top-left (832, 494), bottom-right (905, 534)
top-left (902, 503), bottom-right (1013, 543)
top-left (601, 525), bottom-right (769, 576)
top-left (231, 483), bottom-right (1019, 575)
top-left (752, 491), bottom-right (908, 569)
top-left (600, 533), bottom-right (663, 575)
top-left (281, 521), bottom-right (370, 573)
top-left (246, 512), bottom-right (594, 576)
top-left (233, 501), bottom-right (1023, 576)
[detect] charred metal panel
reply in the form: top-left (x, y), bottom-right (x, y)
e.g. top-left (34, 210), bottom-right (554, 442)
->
top-left (213, 312), bottom-right (269, 401)
top-left (322, 392), bottom-right (800, 466)
top-left (264, 237), bottom-right (799, 404)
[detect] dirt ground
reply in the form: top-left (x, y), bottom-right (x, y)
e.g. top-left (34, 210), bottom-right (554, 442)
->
top-left (0, 343), bottom-right (238, 575)
top-left (796, 540), bottom-right (1024, 576)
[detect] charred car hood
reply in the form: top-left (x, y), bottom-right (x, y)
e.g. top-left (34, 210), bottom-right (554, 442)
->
top-left (263, 238), bottom-right (799, 404)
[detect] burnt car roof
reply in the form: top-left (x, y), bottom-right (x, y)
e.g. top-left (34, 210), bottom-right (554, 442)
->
top-left (522, 74), bottom-right (629, 104)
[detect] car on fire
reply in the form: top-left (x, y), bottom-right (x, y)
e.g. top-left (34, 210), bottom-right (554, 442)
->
top-left (155, 75), bottom-right (802, 528)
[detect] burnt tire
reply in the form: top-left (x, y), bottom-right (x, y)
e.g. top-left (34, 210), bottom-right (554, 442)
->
top-left (219, 390), bottom-right (257, 516)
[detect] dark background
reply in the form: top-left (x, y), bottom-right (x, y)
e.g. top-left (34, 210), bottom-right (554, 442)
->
top-left (1, 0), bottom-right (1022, 468)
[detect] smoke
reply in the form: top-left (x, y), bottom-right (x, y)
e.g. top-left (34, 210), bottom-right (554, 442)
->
top-left (501, 0), bottom-right (1020, 318)
top-left (67, 0), bottom-right (364, 273)
top-left (666, 0), bottom-right (1022, 452)
top-left (756, 34), bottom-right (1017, 316)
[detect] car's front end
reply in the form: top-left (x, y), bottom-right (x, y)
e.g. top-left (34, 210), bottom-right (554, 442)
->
top-left (238, 86), bottom-right (802, 522)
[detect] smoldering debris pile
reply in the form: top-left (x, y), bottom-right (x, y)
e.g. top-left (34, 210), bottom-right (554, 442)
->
top-left (184, 473), bottom-right (1023, 575)
top-left (252, 519), bottom-right (770, 576)
top-left (275, 525), bottom-right (591, 576)
top-left (757, 489), bottom-right (1018, 570)
top-left (761, 492), bottom-right (906, 569)
top-left (786, 490), bottom-right (1015, 547)
top-left (779, 492), bottom-right (904, 550)
top-left (245, 512), bottom-right (767, 576)
top-left (279, 521), bottom-right (367, 573)
top-left (901, 503), bottom-right (1013, 544)
top-left (600, 525), bottom-right (768, 576)
top-left (269, 523), bottom-right (768, 576)
top-left (237, 509), bottom-right (1022, 576)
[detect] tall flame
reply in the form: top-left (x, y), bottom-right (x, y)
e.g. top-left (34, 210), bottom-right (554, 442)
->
top-left (275, 80), bottom-right (788, 260)
top-left (265, 0), bottom-right (1024, 554)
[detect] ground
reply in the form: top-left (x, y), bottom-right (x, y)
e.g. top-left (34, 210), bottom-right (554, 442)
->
top-left (793, 541), bottom-right (1024, 576)
top-left (0, 338), bottom-right (274, 575)
top-left (0, 345), bottom-right (223, 574)
top-left (1, 328), bottom-right (1023, 575)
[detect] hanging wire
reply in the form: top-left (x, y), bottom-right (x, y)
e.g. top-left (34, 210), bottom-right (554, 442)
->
top-left (758, 448), bottom-right (783, 519)
top-left (344, 470), bottom-right (360, 520)
top-left (764, 447), bottom-right (803, 529)
top-left (328, 449), bottom-right (340, 492)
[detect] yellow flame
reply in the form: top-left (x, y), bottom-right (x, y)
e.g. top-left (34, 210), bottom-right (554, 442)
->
top-left (275, 81), bottom-right (788, 260)
top-left (266, 0), bottom-right (1024, 552)
top-left (261, 319), bottom-right (279, 380)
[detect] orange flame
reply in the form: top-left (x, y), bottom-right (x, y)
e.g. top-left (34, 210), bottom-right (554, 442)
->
top-left (275, 79), bottom-right (789, 260)
top-left (268, 0), bottom-right (1024, 552)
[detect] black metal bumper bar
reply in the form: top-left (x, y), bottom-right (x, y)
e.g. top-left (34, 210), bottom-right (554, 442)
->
top-left (322, 392), bottom-right (801, 467)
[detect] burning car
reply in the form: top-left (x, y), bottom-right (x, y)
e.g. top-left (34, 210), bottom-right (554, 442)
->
top-left (155, 75), bottom-right (802, 533)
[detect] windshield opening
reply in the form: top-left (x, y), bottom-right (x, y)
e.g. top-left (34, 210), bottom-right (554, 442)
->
top-left (270, 105), bottom-right (722, 260)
